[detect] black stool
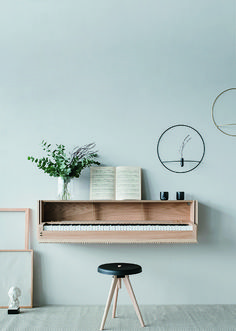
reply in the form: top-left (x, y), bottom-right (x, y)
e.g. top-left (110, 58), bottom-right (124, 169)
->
top-left (98, 263), bottom-right (145, 330)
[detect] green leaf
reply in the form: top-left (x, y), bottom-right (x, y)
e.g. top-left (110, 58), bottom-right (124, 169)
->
top-left (28, 141), bottom-right (100, 178)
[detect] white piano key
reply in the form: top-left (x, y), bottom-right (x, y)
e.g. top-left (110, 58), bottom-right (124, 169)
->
top-left (43, 224), bottom-right (194, 232)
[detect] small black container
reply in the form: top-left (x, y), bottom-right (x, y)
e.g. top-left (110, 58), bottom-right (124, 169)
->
top-left (160, 192), bottom-right (169, 200)
top-left (176, 192), bottom-right (185, 200)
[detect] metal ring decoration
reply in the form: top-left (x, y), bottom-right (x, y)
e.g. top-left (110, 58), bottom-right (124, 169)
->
top-left (212, 88), bottom-right (236, 137)
top-left (157, 124), bottom-right (205, 174)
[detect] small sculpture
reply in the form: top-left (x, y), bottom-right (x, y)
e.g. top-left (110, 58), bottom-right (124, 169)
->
top-left (8, 286), bottom-right (21, 314)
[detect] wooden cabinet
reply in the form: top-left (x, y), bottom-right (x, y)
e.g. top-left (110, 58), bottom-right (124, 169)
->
top-left (38, 200), bottom-right (198, 244)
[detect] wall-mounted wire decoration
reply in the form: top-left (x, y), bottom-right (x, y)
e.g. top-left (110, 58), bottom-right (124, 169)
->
top-left (212, 88), bottom-right (236, 137)
top-left (157, 124), bottom-right (205, 174)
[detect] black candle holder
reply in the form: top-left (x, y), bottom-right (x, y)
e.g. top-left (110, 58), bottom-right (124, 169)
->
top-left (160, 192), bottom-right (169, 200)
top-left (176, 192), bottom-right (185, 200)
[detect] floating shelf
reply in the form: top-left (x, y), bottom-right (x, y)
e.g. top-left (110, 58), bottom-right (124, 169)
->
top-left (38, 200), bottom-right (198, 244)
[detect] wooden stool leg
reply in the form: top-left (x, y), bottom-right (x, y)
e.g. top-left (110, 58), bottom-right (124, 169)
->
top-left (100, 276), bottom-right (118, 330)
top-left (112, 278), bottom-right (121, 318)
top-left (123, 275), bottom-right (145, 327)
top-left (118, 278), bottom-right (122, 289)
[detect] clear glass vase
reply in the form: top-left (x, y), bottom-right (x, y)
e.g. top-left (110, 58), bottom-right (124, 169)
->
top-left (57, 177), bottom-right (73, 200)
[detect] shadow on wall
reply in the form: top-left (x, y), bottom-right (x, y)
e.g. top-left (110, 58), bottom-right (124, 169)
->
top-left (138, 175), bottom-right (235, 247)
top-left (141, 169), bottom-right (152, 200)
top-left (32, 251), bottom-right (44, 307)
top-left (198, 202), bottom-right (236, 246)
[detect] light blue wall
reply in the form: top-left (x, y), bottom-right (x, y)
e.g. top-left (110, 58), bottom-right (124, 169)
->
top-left (0, 0), bottom-right (236, 305)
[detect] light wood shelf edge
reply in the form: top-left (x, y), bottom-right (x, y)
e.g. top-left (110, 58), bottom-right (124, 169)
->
top-left (38, 200), bottom-right (198, 244)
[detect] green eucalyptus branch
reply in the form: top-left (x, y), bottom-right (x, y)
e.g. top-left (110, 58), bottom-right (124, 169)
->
top-left (28, 140), bottom-right (100, 178)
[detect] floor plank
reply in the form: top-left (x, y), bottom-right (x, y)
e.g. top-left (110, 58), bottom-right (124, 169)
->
top-left (0, 305), bottom-right (236, 330)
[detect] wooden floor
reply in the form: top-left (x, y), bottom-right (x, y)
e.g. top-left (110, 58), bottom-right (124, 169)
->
top-left (0, 305), bottom-right (236, 330)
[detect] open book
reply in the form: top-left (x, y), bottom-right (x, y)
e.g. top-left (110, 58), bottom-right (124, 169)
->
top-left (90, 166), bottom-right (142, 200)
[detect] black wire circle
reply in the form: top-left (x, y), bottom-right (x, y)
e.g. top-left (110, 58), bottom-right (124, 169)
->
top-left (157, 124), bottom-right (205, 174)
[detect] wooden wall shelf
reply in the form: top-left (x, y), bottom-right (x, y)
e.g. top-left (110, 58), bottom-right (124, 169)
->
top-left (38, 200), bottom-right (198, 244)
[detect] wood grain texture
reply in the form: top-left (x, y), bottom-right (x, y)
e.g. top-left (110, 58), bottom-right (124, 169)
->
top-left (38, 225), bottom-right (197, 243)
top-left (112, 281), bottom-right (119, 318)
top-left (100, 276), bottom-right (118, 330)
top-left (43, 202), bottom-right (94, 222)
top-left (123, 275), bottom-right (145, 327)
top-left (38, 201), bottom-right (198, 243)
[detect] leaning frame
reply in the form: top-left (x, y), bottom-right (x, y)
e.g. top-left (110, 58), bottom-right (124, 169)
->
top-left (0, 208), bottom-right (33, 308)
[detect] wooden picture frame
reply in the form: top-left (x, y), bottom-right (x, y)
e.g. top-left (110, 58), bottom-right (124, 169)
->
top-left (0, 208), bottom-right (33, 308)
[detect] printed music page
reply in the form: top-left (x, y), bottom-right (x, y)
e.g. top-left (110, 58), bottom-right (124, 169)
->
top-left (90, 167), bottom-right (116, 200)
top-left (115, 167), bottom-right (141, 200)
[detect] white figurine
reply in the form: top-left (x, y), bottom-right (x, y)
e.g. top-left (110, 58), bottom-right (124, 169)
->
top-left (8, 287), bottom-right (21, 313)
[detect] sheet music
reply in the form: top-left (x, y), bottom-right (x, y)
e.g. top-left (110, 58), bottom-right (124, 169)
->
top-left (90, 166), bottom-right (141, 200)
top-left (116, 167), bottom-right (141, 200)
top-left (90, 167), bottom-right (116, 200)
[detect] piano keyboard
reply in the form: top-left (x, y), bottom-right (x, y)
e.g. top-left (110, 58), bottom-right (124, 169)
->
top-left (43, 224), bottom-right (193, 231)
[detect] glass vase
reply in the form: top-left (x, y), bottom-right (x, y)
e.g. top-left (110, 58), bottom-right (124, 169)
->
top-left (57, 177), bottom-right (73, 200)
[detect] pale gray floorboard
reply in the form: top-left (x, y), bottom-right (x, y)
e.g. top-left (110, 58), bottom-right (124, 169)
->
top-left (0, 305), bottom-right (236, 331)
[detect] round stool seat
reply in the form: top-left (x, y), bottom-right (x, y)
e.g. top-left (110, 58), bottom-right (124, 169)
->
top-left (98, 263), bottom-right (142, 277)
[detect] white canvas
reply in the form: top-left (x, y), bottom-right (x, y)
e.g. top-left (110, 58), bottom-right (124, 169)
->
top-left (0, 251), bottom-right (33, 308)
top-left (0, 212), bottom-right (25, 250)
